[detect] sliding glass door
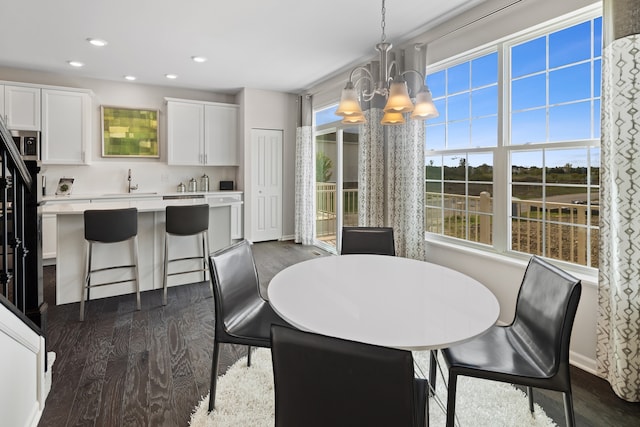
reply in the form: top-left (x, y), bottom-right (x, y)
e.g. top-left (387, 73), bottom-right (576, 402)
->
top-left (314, 119), bottom-right (360, 253)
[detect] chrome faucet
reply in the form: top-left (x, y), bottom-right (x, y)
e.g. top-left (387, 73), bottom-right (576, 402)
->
top-left (127, 168), bottom-right (138, 193)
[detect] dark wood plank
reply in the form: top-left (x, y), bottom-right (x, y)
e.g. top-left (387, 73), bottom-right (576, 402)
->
top-left (37, 241), bottom-right (640, 427)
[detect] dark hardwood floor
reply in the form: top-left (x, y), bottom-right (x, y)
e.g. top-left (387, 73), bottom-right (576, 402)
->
top-left (38, 241), bottom-right (639, 426)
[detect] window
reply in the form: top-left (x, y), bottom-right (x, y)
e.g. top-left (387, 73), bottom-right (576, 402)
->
top-left (425, 10), bottom-right (601, 269)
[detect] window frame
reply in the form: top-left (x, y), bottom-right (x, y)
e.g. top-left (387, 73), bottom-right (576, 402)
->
top-left (424, 5), bottom-right (601, 275)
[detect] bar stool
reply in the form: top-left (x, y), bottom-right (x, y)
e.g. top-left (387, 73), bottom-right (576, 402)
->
top-left (163, 204), bottom-right (211, 305)
top-left (81, 207), bottom-right (140, 321)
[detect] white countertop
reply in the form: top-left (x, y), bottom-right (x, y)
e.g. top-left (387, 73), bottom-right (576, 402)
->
top-left (43, 190), bottom-right (242, 203)
top-left (42, 195), bottom-right (243, 215)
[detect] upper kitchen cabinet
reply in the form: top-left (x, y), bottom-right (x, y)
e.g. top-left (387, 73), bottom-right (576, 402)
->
top-left (166, 98), bottom-right (238, 166)
top-left (1, 85), bottom-right (41, 130)
top-left (41, 89), bottom-right (92, 165)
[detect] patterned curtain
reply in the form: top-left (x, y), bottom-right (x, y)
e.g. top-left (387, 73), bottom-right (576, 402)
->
top-left (597, 0), bottom-right (640, 402)
top-left (386, 117), bottom-right (426, 260)
top-left (358, 108), bottom-right (385, 226)
top-left (294, 95), bottom-right (316, 245)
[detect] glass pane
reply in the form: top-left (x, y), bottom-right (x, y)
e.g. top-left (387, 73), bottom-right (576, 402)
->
top-left (426, 183), bottom-right (443, 207)
top-left (448, 92), bottom-right (470, 121)
top-left (594, 59), bottom-right (602, 97)
top-left (445, 182), bottom-right (466, 197)
top-left (472, 116), bottom-right (498, 147)
top-left (342, 129), bottom-right (359, 227)
top-left (426, 124), bottom-right (446, 151)
top-left (315, 105), bottom-right (339, 126)
top-left (549, 21), bottom-right (591, 68)
top-left (468, 153), bottom-right (493, 182)
top-left (425, 156), bottom-right (442, 180)
top-left (594, 17), bottom-right (602, 57)
top-left (470, 213), bottom-right (493, 245)
top-left (430, 99), bottom-right (446, 124)
top-left (593, 99), bottom-right (601, 138)
top-left (549, 63), bottom-right (591, 103)
top-left (469, 185), bottom-right (493, 212)
top-left (591, 147), bottom-right (600, 186)
top-left (512, 109), bottom-right (547, 144)
top-left (315, 132), bottom-right (337, 246)
top-left (472, 86), bottom-right (498, 117)
top-left (443, 209), bottom-right (467, 239)
top-left (512, 150), bottom-right (543, 183)
top-left (512, 74), bottom-right (546, 111)
top-left (448, 121), bottom-right (470, 149)
top-left (511, 185), bottom-right (543, 215)
top-left (512, 36), bottom-right (546, 78)
top-left (545, 148), bottom-right (588, 184)
top-left (549, 102), bottom-right (591, 141)
top-left (427, 70), bottom-right (446, 98)
top-left (545, 186), bottom-right (588, 219)
top-left (448, 62), bottom-right (470, 94)
top-left (425, 207), bottom-right (443, 234)
top-left (472, 52), bottom-right (498, 88)
top-left (443, 155), bottom-right (466, 181)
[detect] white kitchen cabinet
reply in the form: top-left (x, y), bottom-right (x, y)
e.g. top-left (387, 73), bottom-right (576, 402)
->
top-left (231, 204), bottom-right (243, 239)
top-left (41, 89), bottom-right (92, 165)
top-left (42, 214), bottom-right (57, 260)
top-left (166, 98), bottom-right (238, 166)
top-left (204, 103), bottom-right (238, 165)
top-left (167, 101), bottom-right (204, 165)
top-left (2, 85), bottom-right (41, 130)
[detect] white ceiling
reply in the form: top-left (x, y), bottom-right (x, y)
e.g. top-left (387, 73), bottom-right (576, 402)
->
top-left (0, 0), bottom-right (481, 94)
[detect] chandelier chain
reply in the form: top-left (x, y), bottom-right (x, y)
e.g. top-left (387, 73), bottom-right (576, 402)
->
top-left (380, 0), bottom-right (386, 43)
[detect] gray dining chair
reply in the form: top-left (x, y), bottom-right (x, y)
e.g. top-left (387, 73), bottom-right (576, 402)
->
top-left (442, 256), bottom-right (582, 427)
top-left (341, 226), bottom-right (396, 256)
top-left (207, 240), bottom-right (293, 412)
top-left (271, 324), bottom-right (428, 427)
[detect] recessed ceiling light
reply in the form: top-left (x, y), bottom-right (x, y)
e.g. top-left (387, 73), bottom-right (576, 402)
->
top-left (165, 74), bottom-right (178, 79)
top-left (67, 60), bottom-right (84, 67)
top-left (124, 75), bottom-right (137, 81)
top-left (87, 38), bottom-right (108, 47)
top-left (191, 56), bottom-right (207, 63)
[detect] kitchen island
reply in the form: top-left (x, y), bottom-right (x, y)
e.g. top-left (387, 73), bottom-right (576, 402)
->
top-left (42, 194), bottom-right (243, 305)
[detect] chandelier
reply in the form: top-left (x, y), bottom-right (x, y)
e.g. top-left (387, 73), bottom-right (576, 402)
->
top-left (335, 0), bottom-right (439, 125)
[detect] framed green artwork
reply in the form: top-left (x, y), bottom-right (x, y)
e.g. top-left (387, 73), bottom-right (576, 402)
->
top-left (101, 106), bottom-right (159, 157)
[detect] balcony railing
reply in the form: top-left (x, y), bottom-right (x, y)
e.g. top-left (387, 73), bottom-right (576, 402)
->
top-left (316, 183), bottom-right (599, 267)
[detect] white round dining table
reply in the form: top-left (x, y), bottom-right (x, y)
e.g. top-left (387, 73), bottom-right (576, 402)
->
top-left (268, 254), bottom-right (500, 351)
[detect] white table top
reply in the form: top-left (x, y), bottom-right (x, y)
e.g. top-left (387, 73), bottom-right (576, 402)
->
top-left (268, 255), bottom-right (500, 351)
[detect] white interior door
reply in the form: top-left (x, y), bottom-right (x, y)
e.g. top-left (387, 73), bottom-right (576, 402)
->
top-left (250, 129), bottom-right (283, 242)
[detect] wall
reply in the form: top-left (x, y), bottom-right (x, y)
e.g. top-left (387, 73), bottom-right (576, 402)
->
top-left (0, 66), bottom-right (239, 195)
top-left (238, 88), bottom-right (298, 240)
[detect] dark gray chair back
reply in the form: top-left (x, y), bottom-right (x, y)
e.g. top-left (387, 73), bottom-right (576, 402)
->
top-left (271, 325), bottom-right (428, 427)
top-left (84, 207), bottom-right (138, 243)
top-left (512, 256), bottom-right (582, 380)
top-left (165, 204), bottom-right (209, 235)
top-left (341, 226), bottom-right (395, 256)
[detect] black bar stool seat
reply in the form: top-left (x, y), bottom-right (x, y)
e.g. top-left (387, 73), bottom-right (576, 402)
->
top-left (81, 207), bottom-right (140, 321)
top-left (162, 204), bottom-right (211, 305)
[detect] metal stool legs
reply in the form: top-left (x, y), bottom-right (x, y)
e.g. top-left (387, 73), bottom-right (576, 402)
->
top-left (162, 230), bottom-right (210, 305)
top-left (80, 236), bottom-right (141, 321)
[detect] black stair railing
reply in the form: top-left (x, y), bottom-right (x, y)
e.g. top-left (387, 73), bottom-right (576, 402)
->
top-left (0, 116), bottom-right (46, 338)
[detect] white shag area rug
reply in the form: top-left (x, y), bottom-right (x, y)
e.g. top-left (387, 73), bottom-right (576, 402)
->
top-left (189, 348), bottom-right (557, 427)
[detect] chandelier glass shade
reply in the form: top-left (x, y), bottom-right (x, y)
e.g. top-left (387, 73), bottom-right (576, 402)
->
top-left (335, 0), bottom-right (439, 125)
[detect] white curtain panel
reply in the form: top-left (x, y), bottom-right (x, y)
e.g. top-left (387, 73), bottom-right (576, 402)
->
top-left (357, 108), bottom-right (385, 227)
top-left (294, 97), bottom-right (315, 245)
top-left (597, 0), bottom-right (640, 402)
top-left (386, 116), bottom-right (426, 260)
